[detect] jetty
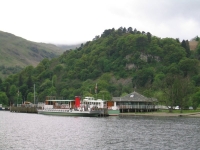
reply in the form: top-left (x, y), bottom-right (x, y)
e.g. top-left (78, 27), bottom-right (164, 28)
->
top-left (10, 103), bottom-right (42, 113)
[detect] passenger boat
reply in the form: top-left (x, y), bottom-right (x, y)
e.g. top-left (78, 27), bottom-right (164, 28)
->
top-left (82, 97), bottom-right (120, 116)
top-left (37, 96), bottom-right (102, 117)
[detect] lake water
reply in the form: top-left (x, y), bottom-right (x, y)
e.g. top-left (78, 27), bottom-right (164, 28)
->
top-left (0, 111), bottom-right (200, 150)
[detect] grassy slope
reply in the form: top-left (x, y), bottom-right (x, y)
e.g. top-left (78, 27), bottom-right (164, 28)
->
top-left (0, 31), bottom-right (65, 68)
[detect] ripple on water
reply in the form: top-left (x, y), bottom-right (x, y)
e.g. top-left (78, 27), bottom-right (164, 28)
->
top-left (1, 111), bottom-right (200, 150)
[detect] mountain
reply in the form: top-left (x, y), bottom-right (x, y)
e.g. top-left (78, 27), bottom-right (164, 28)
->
top-left (1, 27), bottom-right (200, 110)
top-left (56, 44), bottom-right (81, 50)
top-left (0, 31), bottom-right (65, 78)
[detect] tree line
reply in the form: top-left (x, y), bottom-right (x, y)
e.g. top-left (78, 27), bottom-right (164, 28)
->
top-left (0, 27), bottom-right (200, 111)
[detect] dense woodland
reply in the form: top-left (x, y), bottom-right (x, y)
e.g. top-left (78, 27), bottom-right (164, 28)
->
top-left (0, 27), bottom-right (200, 111)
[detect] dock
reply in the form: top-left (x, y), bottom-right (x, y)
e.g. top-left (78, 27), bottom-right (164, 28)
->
top-left (10, 106), bottom-right (37, 113)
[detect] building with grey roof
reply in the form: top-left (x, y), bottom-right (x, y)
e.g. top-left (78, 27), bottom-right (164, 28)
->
top-left (112, 91), bottom-right (157, 113)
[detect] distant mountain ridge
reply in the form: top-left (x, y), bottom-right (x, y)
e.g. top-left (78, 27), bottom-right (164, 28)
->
top-left (0, 31), bottom-right (66, 77)
top-left (0, 31), bottom-right (65, 67)
top-left (56, 44), bottom-right (81, 50)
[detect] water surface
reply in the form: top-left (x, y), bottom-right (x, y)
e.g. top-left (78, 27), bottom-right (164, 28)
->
top-left (0, 111), bottom-right (200, 150)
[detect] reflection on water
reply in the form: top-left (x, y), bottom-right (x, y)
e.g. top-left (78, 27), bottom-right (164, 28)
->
top-left (0, 111), bottom-right (200, 150)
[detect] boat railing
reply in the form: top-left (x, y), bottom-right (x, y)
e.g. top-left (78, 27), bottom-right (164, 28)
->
top-left (44, 108), bottom-right (71, 112)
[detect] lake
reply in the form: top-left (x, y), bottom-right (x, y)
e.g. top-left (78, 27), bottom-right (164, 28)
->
top-left (0, 111), bottom-right (200, 150)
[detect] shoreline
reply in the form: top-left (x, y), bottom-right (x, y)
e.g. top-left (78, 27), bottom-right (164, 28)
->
top-left (119, 112), bottom-right (200, 117)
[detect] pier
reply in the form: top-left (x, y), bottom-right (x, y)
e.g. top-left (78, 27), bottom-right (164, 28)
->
top-left (10, 106), bottom-right (37, 113)
top-left (10, 104), bottom-right (39, 113)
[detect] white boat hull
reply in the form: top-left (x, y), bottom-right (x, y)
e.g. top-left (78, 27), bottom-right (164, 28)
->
top-left (37, 109), bottom-right (101, 117)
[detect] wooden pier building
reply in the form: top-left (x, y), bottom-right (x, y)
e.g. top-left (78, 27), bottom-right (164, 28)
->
top-left (112, 91), bottom-right (157, 113)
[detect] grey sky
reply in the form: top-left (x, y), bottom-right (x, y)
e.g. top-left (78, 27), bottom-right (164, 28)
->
top-left (0, 0), bottom-right (199, 44)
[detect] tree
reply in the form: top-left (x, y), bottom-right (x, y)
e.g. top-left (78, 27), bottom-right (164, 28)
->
top-left (147, 32), bottom-right (152, 43)
top-left (101, 28), bottom-right (115, 37)
top-left (27, 75), bottom-right (33, 89)
top-left (9, 85), bottom-right (17, 105)
top-left (18, 73), bottom-right (23, 87)
top-left (27, 92), bottom-right (34, 103)
top-left (191, 91), bottom-right (200, 109)
top-left (52, 75), bottom-right (57, 87)
top-left (123, 27), bottom-right (127, 33)
top-left (132, 68), bottom-right (154, 88)
top-left (40, 58), bottom-right (50, 69)
top-left (136, 35), bottom-right (148, 53)
top-left (53, 64), bottom-right (63, 73)
top-left (162, 74), bottom-right (178, 112)
top-left (161, 38), bottom-right (186, 65)
top-left (98, 90), bottom-right (112, 100)
top-left (0, 77), bottom-right (2, 86)
top-left (194, 36), bottom-right (199, 41)
top-left (19, 84), bottom-right (28, 102)
top-left (0, 92), bottom-right (8, 106)
top-left (35, 63), bottom-right (45, 74)
top-left (179, 58), bottom-right (199, 77)
top-left (127, 27), bottom-right (133, 33)
top-left (24, 66), bottom-right (34, 76)
top-left (181, 40), bottom-right (190, 57)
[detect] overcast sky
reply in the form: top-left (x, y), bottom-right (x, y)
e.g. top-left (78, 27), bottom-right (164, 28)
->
top-left (1, 0), bottom-right (199, 44)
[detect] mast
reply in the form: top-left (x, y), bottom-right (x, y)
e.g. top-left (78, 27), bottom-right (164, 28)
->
top-left (34, 84), bottom-right (35, 105)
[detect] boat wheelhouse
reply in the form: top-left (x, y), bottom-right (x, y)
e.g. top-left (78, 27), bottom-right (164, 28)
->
top-left (82, 97), bottom-right (107, 109)
top-left (82, 97), bottom-right (120, 116)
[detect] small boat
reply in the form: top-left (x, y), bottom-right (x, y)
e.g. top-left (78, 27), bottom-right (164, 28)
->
top-left (37, 96), bottom-right (102, 117)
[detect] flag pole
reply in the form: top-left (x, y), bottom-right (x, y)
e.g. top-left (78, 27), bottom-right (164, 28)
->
top-left (95, 83), bottom-right (97, 99)
top-left (34, 84), bottom-right (35, 105)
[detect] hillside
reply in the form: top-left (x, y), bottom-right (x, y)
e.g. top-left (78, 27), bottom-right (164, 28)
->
top-left (189, 40), bottom-right (198, 50)
top-left (0, 31), bottom-right (65, 78)
top-left (1, 27), bottom-right (200, 110)
top-left (56, 44), bottom-right (81, 50)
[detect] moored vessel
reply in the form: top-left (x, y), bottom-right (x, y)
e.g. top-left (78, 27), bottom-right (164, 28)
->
top-left (37, 96), bottom-right (102, 117)
top-left (82, 97), bottom-right (120, 116)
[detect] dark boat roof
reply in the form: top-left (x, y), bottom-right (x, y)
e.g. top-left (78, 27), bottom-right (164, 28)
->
top-left (46, 99), bottom-right (75, 102)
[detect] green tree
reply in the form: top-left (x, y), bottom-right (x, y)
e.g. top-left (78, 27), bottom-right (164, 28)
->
top-left (191, 91), bottom-right (200, 109)
top-left (181, 40), bottom-right (190, 57)
top-left (147, 32), bottom-right (152, 43)
top-left (0, 77), bottom-right (2, 87)
top-left (179, 58), bottom-right (199, 77)
top-left (18, 73), bottom-right (23, 87)
top-left (9, 85), bottom-right (17, 105)
top-left (98, 90), bottom-right (112, 100)
top-left (0, 92), bottom-right (8, 106)
top-left (27, 75), bottom-right (33, 89)
top-left (27, 92), bottom-right (34, 103)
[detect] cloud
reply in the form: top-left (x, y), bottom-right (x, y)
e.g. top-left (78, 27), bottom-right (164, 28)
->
top-left (0, 0), bottom-right (200, 44)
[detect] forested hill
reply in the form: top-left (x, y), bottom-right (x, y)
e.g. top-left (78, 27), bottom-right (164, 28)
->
top-left (1, 27), bottom-right (200, 110)
top-left (0, 31), bottom-right (65, 78)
